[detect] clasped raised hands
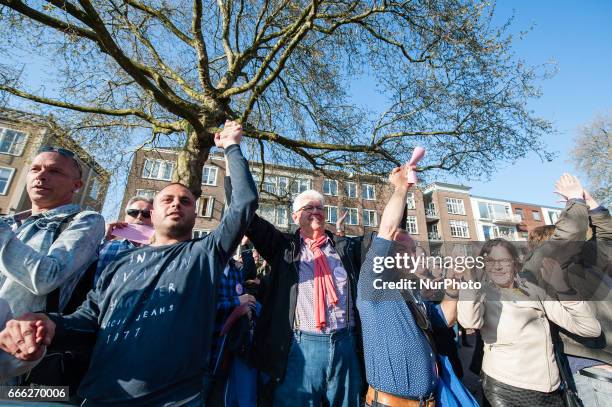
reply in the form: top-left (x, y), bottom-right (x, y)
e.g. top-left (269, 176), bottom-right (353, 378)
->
top-left (214, 120), bottom-right (243, 149)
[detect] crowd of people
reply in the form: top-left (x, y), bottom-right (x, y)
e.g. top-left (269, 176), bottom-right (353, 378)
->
top-left (0, 120), bottom-right (608, 407)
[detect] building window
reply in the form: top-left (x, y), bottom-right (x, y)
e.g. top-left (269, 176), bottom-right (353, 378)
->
top-left (406, 215), bottom-right (418, 235)
top-left (254, 174), bottom-right (290, 195)
top-left (277, 177), bottom-right (289, 195)
top-left (345, 182), bottom-right (357, 198)
top-left (276, 206), bottom-right (288, 226)
top-left (482, 225), bottom-right (493, 240)
top-left (495, 226), bottom-right (516, 240)
top-left (0, 167), bottom-right (15, 195)
top-left (345, 207), bottom-right (359, 225)
top-left (548, 211), bottom-right (559, 224)
top-left (446, 197), bottom-right (465, 215)
top-left (406, 192), bottom-right (416, 210)
top-left (0, 128), bottom-right (27, 156)
top-left (323, 179), bottom-right (338, 196)
top-left (290, 178), bottom-right (310, 194)
top-left (197, 196), bottom-right (215, 217)
top-left (362, 184), bottom-right (376, 200)
top-left (258, 204), bottom-right (276, 224)
top-left (449, 220), bottom-right (470, 238)
top-left (202, 166), bottom-right (218, 186)
top-left (478, 202), bottom-right (490, 218)
top-left (89, 178), bottom-right (100, 200)
top-left (135, 189), bottom-right (156, 200)
top-left (363, 209), bottom-right (377, 227)
top-left (143, 159), bottom-right (174, 181)
top-left (325, 205), bottom-right (338, 224)
top-left (532, 210), bottom-right (541, 221)
top-left (193, 229), bottom-right (210, 239)
top-left (515, 208), bottom-right (523, 220)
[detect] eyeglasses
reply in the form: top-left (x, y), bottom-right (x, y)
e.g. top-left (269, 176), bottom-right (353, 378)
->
top-left (297, 204), bottom-right (324, 213)
top-left (126, 209), bottom-right (151, 219)
top-left (484, 258), bottom-right (514, 266)
top-left (38, 146), bottom-right (82, 177)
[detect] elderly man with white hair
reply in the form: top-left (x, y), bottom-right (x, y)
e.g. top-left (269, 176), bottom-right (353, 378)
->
top-left (223, 177), bottom-right (363, 406)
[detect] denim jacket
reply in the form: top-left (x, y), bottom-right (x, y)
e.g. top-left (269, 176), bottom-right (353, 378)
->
top-left (0, 203), bottom-right (105, 316)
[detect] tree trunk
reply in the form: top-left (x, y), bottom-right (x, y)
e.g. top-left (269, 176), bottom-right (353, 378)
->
top-left (174, 122), bottom-right (213, 197)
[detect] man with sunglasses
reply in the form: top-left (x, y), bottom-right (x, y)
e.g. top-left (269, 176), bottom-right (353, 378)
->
top-left (0, 146), bottom-right (104, 318)
top-left (95, 196), bottom-right (154, 283)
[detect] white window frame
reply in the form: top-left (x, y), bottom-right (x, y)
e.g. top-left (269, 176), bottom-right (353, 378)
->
top-left (514, 208), bottom-right (524, 221)
top-left (494, 225), bottom-right (516, 240)
top-left (406, 192), bottom-right (416, 210)
top-left (346, 207), bottom-right (359, 225)
top-left (406, 215), bottom-right (418, 235)
top-left (344, 181), bottom-right (357, 198)
top-left (449, 220), bottom-right (470, 238)
top-left (276, 206), bottom-right (289, 226)
top-left (362, 184), bottom-right (376, 200)
top-left (323, 179), bottom-right (338, 196)
top-left (89, 178), bottom-right (100, 200)
top-left (193, 229), bottom-right (211, 239)
top-left (0, 166), bottom-right (16, 195)
top-left (446, 197), bottom-right (466, 215)
top-left (258, 203), bottom-right (276, 224)
top-left (277, 176), bottom-right (289, 195)
top-left (135, 189), bottom-right (157, 200)
top-left (197, 196), bottom-right (215, 217)
top-left (0, 127), bottom-right (28, 156)
top-left (142, 158), bottom-right (175, 181)
top-left (202, 166), bottom-right (218, 186)
top-left (290, 178), bottom-right (311, 194)
top-left (325, 205), bottom-right (338, 224)
top-left (532, 210), bottom-right (541, 221)
top-left (363, 209), bottom-right (377, 227)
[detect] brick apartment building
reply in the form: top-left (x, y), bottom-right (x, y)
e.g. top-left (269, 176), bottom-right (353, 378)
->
top-left (0, 108), bottom-right (109, 215)
top-left (121, 147), bottom-right (563, 245)
top-left (510, 201), bottom-right (548, 239)
top-left (122, 147), bottom-right (425, 240)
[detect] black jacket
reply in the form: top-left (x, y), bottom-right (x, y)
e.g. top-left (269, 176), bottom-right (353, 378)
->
top-left (223, 177), bottom-right (362, 382)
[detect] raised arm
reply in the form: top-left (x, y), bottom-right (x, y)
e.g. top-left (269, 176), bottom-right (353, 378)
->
top-left (209, 121), bottom-right (259, 265)
top-left (0, 212), bottom-right (104, 296)
top-left (223, 169), bottom-right (285, 266)
top-left (378, 166), bottom-right (410, 240)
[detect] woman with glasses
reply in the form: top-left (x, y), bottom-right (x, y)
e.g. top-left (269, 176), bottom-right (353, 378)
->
top-left (458, 238), bottom-right (600, 406)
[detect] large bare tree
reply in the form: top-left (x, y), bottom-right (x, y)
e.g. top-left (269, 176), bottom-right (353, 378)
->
top-left (571, 112), bottom-right (611, 206)
top-left (0, 0), bottom-right (553, 195)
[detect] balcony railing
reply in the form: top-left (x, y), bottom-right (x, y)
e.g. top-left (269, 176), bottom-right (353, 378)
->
top-left (428, 232), bottom-right (441, 240)
top-left (491, 214), bottom-right (522, 224)
top-left (425, 208), bottom-right (438, 218)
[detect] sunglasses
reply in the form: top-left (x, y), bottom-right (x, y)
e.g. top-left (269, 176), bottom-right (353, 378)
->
top-left (126, 209), bottom-right (151, 219)
top-left (38, 146), bottom-right (83, 177)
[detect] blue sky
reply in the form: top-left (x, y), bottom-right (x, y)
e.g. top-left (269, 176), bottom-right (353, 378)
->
top-left (445, 0), bottom-right (612, 207)
top-left (6, 1), bottom-right (611, 216)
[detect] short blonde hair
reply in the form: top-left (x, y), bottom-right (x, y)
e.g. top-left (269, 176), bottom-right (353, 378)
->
top-left (292, 190), bottom-right (324, 213)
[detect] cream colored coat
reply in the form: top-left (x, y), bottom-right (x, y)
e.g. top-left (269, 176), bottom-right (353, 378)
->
top-left (458, 283), bottom-right (601, 393)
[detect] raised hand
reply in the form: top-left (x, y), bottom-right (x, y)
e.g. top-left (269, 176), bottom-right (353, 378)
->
top-left (554, 173), bottom-right (584, 201)
top-left (215, 120), bottom-right (243, 149)
top-left (389, 166), bottom-right (409, 189)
